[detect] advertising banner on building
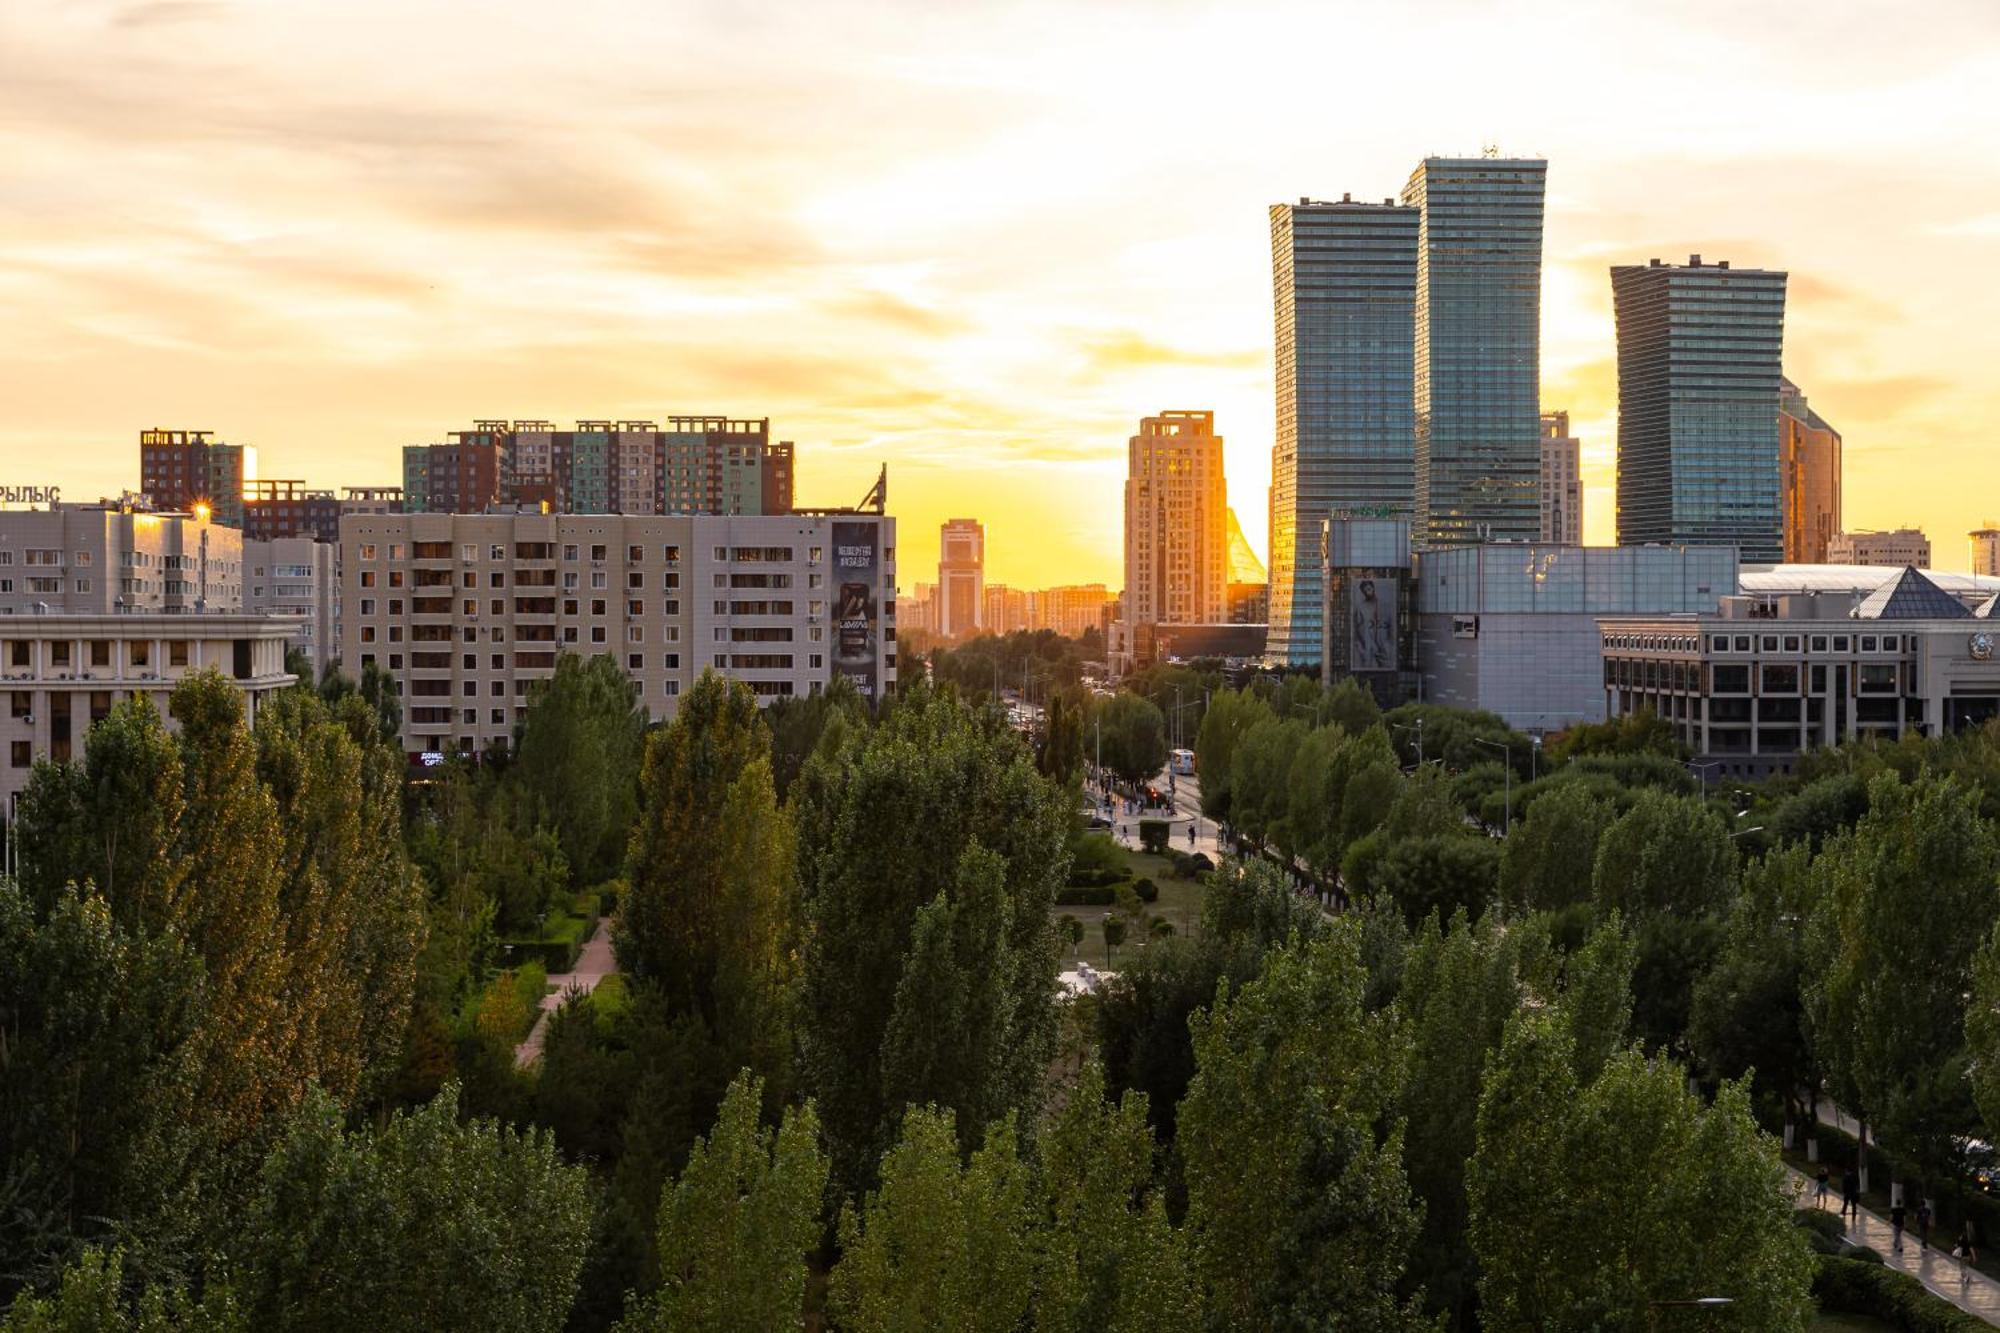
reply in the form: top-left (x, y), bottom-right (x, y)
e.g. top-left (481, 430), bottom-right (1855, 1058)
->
top-left (832, 520), bottom-right (880, 699)
top-left (1349, 575), bottom-right (1398, 672)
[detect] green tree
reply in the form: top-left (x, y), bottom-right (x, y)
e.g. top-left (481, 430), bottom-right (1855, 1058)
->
top-left (1343, 833), bottom-right (1500, 928)
top-left (1467, 1014), bottom-right (1814, 1332)
top-left (829, 1108), bottom-right (1036, 1333)
top-left (1192, 689), bottom-right (1273, 820)
top-left (1178, 926), bottom-right (1422, 1330)
top-left (237, 1084), bottom-right (592, 1332)
top-left (1059, 914), bottom-right (1084, 960)
top-left (317, 658), bottom-right (402, 747)
top-left (1497, 779), bottom-right (1615, 914)
top-left (1038, 688), bottom-right (1085, 785)
top-left (763, 674), bottom-right (869, 798)
top-left (1323, 676), bottom-right (1382, 736)
top-left (1227, 717), bottom-right (1306, 852)
top-left (512, 652), bottom-right (647, 880)
top-left (0, 1248), bottom-right (243, 1332)
top-left (1093, 692), bottom-right (1169, 786)
top-left (1101, 915), bottom-right (1127, 967)
top-left (617, 1073), bottom-right (828, 1333)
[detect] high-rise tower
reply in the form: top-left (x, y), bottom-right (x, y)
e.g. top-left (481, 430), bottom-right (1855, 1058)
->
top-left (937, 518), bottom-right (985, 638)
top-left (1267, 197), bottom-right (1418, 667)
top-left (1778, 377), bottom-right (1841, 564)
top-left (1123, 411), bottom-right (1227, 629)
top-left (1612, 256), bottom-right (1788, 561)
top-left (1401, 156), bottom-right (1547, 546)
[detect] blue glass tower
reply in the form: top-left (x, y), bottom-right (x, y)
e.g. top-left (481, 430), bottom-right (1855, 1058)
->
top-left (1267, 197), bottom-right (1418, 669)
top-left (1401, 156), bottom-right (1547, 547)
top-left (1612, 256), bottom-right (1788, 562)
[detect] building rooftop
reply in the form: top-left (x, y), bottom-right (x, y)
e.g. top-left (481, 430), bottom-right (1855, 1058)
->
top-left (1742, 564), bottom-right (2000, 600)
top-left (1851, 567), bottom-right (1971, 620)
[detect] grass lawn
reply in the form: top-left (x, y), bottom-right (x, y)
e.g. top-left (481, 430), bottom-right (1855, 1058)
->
top-left (1053, 847), bottom-right (1207, 974)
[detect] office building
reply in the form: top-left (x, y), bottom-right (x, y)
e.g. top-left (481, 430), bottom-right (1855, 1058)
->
top-left (0, 501), bottom-right (244, 616)
top-left (1600, 566), bottom-right (2000, 777)
top-left (982, 584), bottom-right (1029, 635)
top-left (1973, 528), bottom-right (2000, 578)
top-left (1402, 156), bottom-right (1548, 547)
top-left (138, 429), bottom-right (256, 528)
top-left (1124, 411), bottom-right (1227, 630)
top-left (245, 537), bottom-right (337, 679)
top-left (337, 510), bottom-right (895, 760)
top-left (1416, 542), bottom-right (1739, 732)
top-left (1539, 411), bottom-right (1583, 544)
top-left (1320, 518), bottom-right (1415, 701)
top-left (1267, 196), bottom-right (1419, 666)
top-left (1779, 378), bottom-right (1842, 564)
top-left (1612, 256), bottom-right (1789, 560)
top-left (1828, 528), bottom-right (1931, 568)
top-left (1, 614), bottom-right (298, 813)
top-left (937, 518), bottom-right (985, 638)
top-left (1029, 584), bottom-right (1111, 638)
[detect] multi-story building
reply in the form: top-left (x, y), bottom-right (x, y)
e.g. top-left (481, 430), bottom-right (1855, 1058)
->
top-left (403, 437), bottom-right (506, 514)
top-left (1973, 528), bottom-right (2000, 578)
top-left (937, 518), bottom-right (985, 638)
top-left (982, 584), bottom-right (1030, 636)
top-left (1779, 378), bottom-right (1841, 564)
top-left (1612, 256), bottom-right (1789, 561)
top-left (245, 537), bottom-right (337, 679)
top-left (0, 502), bottom-right (244, 616)
top-left (1, 614), bottom-right (298, 814)
top-left (1402, 156), bottom-right (1548, 548)
top-left (1268, 196), bottom-right (1419, 667)
top-left (242, 479), bottom-right (341, 543)
top-left (337, 510), bottom-right (896, 760)
top-left (1123, 411), bottom-right (1227, 632)
top-left (138, 429), bottom-right (256, 528)
top-left (1539, 411), bottom-right (1583, 544)
top-left (1599, 566), bottom-right (2000, 777)
top-left (1029, 584), bottom-right (1111, 638)
top-left (1828, 528), bottom-right (1931, 568)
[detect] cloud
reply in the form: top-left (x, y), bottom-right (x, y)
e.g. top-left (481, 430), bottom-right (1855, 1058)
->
top-left (1818, 374), bottom-right (1952, 419)
top-left (1926, 214), bottom-right (2000, 238)
top-left (109, 0), bottom-right (226, 28)
top-left (1075, 331), bottom-right (1263, 373)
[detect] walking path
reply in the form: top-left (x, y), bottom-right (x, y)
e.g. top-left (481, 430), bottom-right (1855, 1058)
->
top-left (513, 922), bottom-right (617, 1067)
top-left (1788, 1165), bottom-right (2000, 1324)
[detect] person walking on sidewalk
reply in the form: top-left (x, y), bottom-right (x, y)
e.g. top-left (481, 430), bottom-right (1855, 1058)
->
top-left (1890, 1197), bottom-right (1908, 1255)
top-left (1840, 1166), bottom-right (1860, 1223)
top-left (1814, 1166), bottom-right (1830, 1209)
top-left (1916, 1195), bottom-right (1933, 1251)
top-left (1958, 1219), bottom-right (1979, 1288)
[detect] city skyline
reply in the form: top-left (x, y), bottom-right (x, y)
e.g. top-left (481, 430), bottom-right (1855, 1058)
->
top-left (6, 1), bottom-right (2000, 583)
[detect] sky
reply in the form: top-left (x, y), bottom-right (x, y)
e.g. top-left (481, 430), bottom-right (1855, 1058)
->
top-left (6, 0), bottom-right (2000, 586)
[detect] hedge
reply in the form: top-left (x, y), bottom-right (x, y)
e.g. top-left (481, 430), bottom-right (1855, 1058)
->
top-left (1067, 867), bottom-right (1130, 889)
top-left (1055, 885), bottom-right (1117, 908)
top-left (1812, 1255), bottom-right (1988, 1330)
top-left (1132, 877), bottom-right (1158, 904)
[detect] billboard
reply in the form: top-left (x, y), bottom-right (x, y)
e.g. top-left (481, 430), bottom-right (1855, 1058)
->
top-left (832, 520), bottom-right (880, 699)
top-left (1349, 575), bottom-right (1398, 672)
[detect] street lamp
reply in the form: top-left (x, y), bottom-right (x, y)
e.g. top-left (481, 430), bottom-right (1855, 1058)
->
top-left (1473, 737), bottom-right (1513, 836)
top-left (1729, 826), bottom-right (1765, 841)
top-left (1690, 758), bottom-right (1722, 799)
top-left (1389, 718), bottom-right (1424, 770)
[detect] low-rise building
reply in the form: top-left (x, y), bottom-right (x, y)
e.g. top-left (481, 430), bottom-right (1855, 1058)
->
top-left (338, 510), bottom-right (896, 761)
top-left (1827, 528), bottom-right (1930, 569)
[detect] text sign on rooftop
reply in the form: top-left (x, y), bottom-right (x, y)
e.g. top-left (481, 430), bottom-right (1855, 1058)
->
top-left (0, 485), bottom-right (59, 505)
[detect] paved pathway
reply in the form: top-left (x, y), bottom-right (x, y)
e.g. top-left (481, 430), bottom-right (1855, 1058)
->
top-left (1788, 1166), bottom-right (2000, 1324)
top-left (513, 922), bottom-right (617, 1067)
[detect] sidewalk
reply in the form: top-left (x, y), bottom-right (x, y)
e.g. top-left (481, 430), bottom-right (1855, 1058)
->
top-left (513, 921), bottom-right (617, 1067)
top-left (1788, 1166), bottom-right (2000, 1324)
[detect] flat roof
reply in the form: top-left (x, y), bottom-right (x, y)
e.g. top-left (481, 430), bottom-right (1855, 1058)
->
top-left (1741, 564), bottom-right (2000, 597)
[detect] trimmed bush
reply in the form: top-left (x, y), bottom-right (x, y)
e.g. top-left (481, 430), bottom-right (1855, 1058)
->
top-left (1067, 867), bottom-right (1130, 889)
top-left (1795, 1207), bottom-right (1846, 1243)
top-left (1132, 877), bottom-right (1158, 904)
top-left (1812, 1255), bottom-right (1987, 1330)
top-left (1054, 885), bottom-right (1117, 908)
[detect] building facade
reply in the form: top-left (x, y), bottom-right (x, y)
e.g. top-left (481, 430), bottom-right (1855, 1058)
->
top-left (1827, 528), bottom-right (1931, 568)
top-left (1973, 528), bottom-right (2000, 578)
top-left (1779, 377), bottom-right (1842, 564)
top-left (337, 511), bottom-right (895, 761)
top-left (1123, 411), bottom-right (1227, 630)
top-left (1612, 257), bottom-right (1788, 561)
top-left (1402, 156), bottom-right (1548, 548)
top-left (1320, 518), bottom-right (1415, 702)
top-left (2, 614), bottom-right (297, 813)
top-left (0, 503), bottom-right (244, 617)
top-left (1539, 411), bottom-right (1583, 544)
top-left (1267, 196), bottom-right (1419, 667)
top-left (245, 537), bottom-right (337, 679)
top-left (1416, 542), bottom-right (1739, 732)
top-left (138, 429), bottom-right (255, 529)
top-left (937, 518), bottom-right (984, 639)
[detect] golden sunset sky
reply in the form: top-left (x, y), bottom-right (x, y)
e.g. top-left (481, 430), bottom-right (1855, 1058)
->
top-left (6, 0), bottom-right (2000, 584)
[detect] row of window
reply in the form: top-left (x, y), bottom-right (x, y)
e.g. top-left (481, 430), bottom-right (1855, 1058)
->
top-left (7, 640), bottom-right (193, 669)
top-left (1602, 631), bottom-right (1917, 655)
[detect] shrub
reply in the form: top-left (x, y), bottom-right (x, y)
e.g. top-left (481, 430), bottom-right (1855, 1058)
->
top-left (1812, 1255), bottom-right (1986, 1330)
top-left (1794, 1207), bottom-right (1845, 1243)
top-left (1066, 867), bottom-right (1129, 889)
top-left (1139, 819), bottom-right (1170, 854)
top-left (1054, 886), bottom-right (1117, 908)
top-left (1132, 877), bottom-right (1159, 904)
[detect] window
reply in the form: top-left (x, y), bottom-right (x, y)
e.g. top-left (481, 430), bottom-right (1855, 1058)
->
top-left (1712, 664), bottom-right (1750, 693)
top-left (628, 653), bottom-right (644, 670)
top-left (591, 544), bottom-right (607, 561)
top-left (360, 544), bottom-right (377, 560)
top-left (1834, 636), bottom-right (1850, 652)
top-left (1733, 636), bottom-right (1750, 652)
top-left (713, 546), bottom-right (727, 561)
top-left (90, 641), bottom-right (111, 667)
top-left (169, 641), bottom-right (188, 666)
top-left (591, 627), bottom-right (606, 644)
top-left (564, 544), bottom-right (579, 561)
top-left (1783, 636), bottom-right (1800, 653)
top-left (591, 599), bottom-right (606, 617)
top-left (489, 572), bottom-right (505, 588)
top-left (10, 740), bottom-right (29, 768)
top-left (591, 572), bottom-right (607, 589)
top-left (1811, 636), bottom-right (1827, 652)
top-left (461, 544), bottom-right (476, 562)
top-left (1861, 636), bottom-right (1877, 652)
top-left (628, 545), bottom-right (644, 562)
top-left (360, 570), bottom-right (377, 588)
top-left (665, 679), bottom-right (680, 697)
top-left (463, 654), bottom-right (477, 670)
top-left (130, 641), bottom-right (149, 668)
top-left (808, 546), bottom-right (823, 563)
top-left (491, 544), bottom-right (505, 561)
top-left (491, 708), bottom-right (506, 725)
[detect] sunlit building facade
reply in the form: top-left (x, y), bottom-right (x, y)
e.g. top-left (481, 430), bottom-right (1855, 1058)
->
top-left (1973, 528), bottom-right (2000, 578)
top-left (138, 429), bottom-right (256, 529)
top-left (1613, 256), bottom-right (1788, 562)
top-left (1267, 197), bottom-right (1419, 667)
top-left (1402, 157), bottom-right (1547, 547)
top-left (1539, 411), bottom-right (1582, 544)
top-left (937, 518), bottom-right (984, 638)
top-left (1828, 528), bottom-right (1931, 568)
top-left (1779, 377), bottom-right (1842, 564)
top-left (1123, 410), bottom-right (1227, 630)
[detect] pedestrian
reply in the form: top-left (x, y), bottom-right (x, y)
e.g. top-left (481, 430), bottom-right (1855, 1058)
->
top-left (1890, 1197), bottom-right (1907, 1254)
top-left (1187, 824), bottom-right (1196, 848)
top-left (1814, 1165), bottom-right (1830, 1209)
top-left (1840, 1166), bottom-right (1860, 1223)
top-left (1917, 1196), bottom-right (1933, 1251)
top-left (1959, 1219), bottom-right (1979, 1288)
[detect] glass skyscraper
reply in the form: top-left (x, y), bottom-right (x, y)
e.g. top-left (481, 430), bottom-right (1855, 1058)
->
top-left (1267, 197), bottom-right (1419, 668)
top-left (1401, 156), bottom-right (1547, 547)
top-left (1611, 257), bottom-right (1788, 562)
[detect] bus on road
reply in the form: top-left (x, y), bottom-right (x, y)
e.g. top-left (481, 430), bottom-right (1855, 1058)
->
top-left (1170, 748), bottom-right (1195, 776)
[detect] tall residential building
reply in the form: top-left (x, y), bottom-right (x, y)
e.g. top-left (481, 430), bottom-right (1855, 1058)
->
top-left (1779, 377), bottom-right (1842, 563)
top-left (1539, 411), bottom-right (1583, 544)
top-left (245, 536), bottom-right (337, 678)
top-left (1402, 156), bottom-right (1548, 547)
top-left (937, 518), bottom-right (985, 638)
top-left (337, 510), bottom-right (896, 759)
top-left (1124, 411), bottom-right (1228, 629)
top-left (1973, 528), bottom-right (2000, 578)
top-left (1612, 256), bottom-right (1788, 562)
top-left (0, 501), bottom-right (244, 616)
top-left (1828, 528), bottom-right (1931, 568)
top-left (138, 429), bottom-right (256, 528)
top-left (1267, 197), bottom-right (1419, 666)
top-left (1027, 584), bottom-right (1111, 638)
top-left (982, 584), bottom-right (1029, 636)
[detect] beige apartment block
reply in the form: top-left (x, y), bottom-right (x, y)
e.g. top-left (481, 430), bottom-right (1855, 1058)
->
top-left (339, 510), bottom-right (896, 760)
top-left (246, 536), bottom-right (337, 679)
top-left (1828, 528), bottom-right (1931, 569)
top-left (0, 503), bottom-right (244, 617)
top-left (1123, 411), bottom-right (1226, 628)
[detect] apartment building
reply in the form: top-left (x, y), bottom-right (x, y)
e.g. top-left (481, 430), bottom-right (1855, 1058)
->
top-left (245, 537), bottom-right (337, 679)
top-left (1828, 528), bottom-right (1932, 569)
top-left (137, 428), bottom-right (256, 528)
top-left (0, 503), bottom-right (244, 617)
top-left (338, 510), bottom-right (895, 760)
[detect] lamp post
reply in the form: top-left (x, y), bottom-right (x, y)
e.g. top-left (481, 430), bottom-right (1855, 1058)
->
top-left (1473, 737), bottom-right (1513, 836)
top-left (1690, 758), bottom-right (1722, 799)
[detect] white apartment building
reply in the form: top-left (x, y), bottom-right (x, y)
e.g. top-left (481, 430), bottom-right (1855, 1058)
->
top-left (1, 614), bottom-right (298, 814)
top-left (1539, 411), bottom-right (1583, 545)
top-left (245, 537), bottom-right (337, 680)
top-left (338, 510), bottom-right (896, 760)
top-left (0, 503), bottom-right (244, 616)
